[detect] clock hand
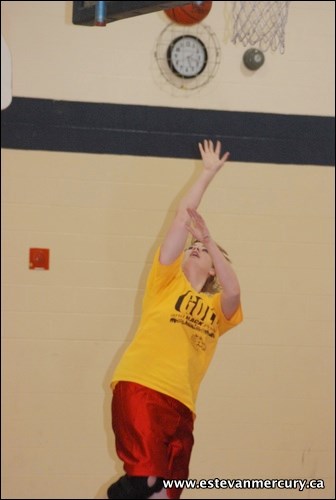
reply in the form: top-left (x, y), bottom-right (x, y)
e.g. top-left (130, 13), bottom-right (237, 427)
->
top-left (186, 55), bottom-right (194, 69)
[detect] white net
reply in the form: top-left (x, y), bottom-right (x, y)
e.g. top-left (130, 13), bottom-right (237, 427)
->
top-left (231, 1), bottom-right (290, 53)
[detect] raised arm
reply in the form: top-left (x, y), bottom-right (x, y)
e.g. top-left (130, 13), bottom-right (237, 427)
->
top-left (160, 140), bottom-right (230, 265)
top-left (186, 208), bottom-right (241, 320)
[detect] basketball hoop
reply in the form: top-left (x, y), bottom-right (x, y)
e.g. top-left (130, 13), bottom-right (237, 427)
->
top-left (231, 1), bottom-right (290, 54)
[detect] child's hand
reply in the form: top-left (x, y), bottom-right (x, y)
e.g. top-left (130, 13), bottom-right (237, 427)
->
top-left (199, 139), bottom-right (230, 174)
top-left (186, 208), bottom-right (212, 244)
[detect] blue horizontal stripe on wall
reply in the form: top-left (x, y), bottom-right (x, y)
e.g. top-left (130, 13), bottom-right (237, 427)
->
top-left (1, 97), bottom-right (334, 166)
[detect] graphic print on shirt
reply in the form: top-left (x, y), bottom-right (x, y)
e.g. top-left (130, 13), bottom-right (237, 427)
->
top-left (170, 290), bottom-right (218, 351)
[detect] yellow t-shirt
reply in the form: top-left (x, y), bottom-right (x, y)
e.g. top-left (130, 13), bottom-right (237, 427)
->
top-left (111, 247), bottom-right (243, 413)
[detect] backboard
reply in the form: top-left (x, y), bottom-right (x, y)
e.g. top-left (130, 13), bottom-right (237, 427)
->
top-left (72, 1), bottom-right (193, 26)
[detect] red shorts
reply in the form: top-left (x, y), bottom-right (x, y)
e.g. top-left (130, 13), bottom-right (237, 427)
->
top-left (112, 381), bottom-right (194, 499)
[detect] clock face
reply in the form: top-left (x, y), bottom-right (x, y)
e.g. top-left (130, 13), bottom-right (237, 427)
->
top-left (155, 23), bottom-right (221, 90)
top-left (167, 35), bottom-right (208, 79)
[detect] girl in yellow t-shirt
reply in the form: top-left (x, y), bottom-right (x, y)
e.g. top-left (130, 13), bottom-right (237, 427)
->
top-left (107, 140), bottom-right (243, 500)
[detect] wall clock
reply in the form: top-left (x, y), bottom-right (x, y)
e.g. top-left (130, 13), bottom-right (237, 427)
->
top-left (167, 35), bottom-right (208, 79)
top-left (154, 23), bottom-right (221, 90)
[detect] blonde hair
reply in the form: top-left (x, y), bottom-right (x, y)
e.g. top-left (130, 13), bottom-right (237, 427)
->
top-left (190, 238), bottom-right (232, 294)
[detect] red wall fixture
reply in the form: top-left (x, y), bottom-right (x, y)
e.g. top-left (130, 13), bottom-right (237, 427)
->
top-left (29, 248), bottom-right (50, 270)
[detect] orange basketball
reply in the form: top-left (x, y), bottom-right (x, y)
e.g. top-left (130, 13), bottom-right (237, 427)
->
top-left (165, 1), bottom-right (212, 25)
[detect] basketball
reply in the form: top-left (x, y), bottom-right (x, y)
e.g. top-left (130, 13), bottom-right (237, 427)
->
top-left (165, 1), bottom-right (212, 26)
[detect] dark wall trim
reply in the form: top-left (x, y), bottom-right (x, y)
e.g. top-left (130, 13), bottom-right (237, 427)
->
top-left (1, 97), bottom-right (334, 165)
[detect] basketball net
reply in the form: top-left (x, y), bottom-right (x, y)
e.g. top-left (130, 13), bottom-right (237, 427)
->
top-left (231, 1), bottom-right (290, 53)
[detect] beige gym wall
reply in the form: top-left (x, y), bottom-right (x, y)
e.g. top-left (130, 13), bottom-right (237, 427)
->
top-left (1, 1), bottom-right (334, 499)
